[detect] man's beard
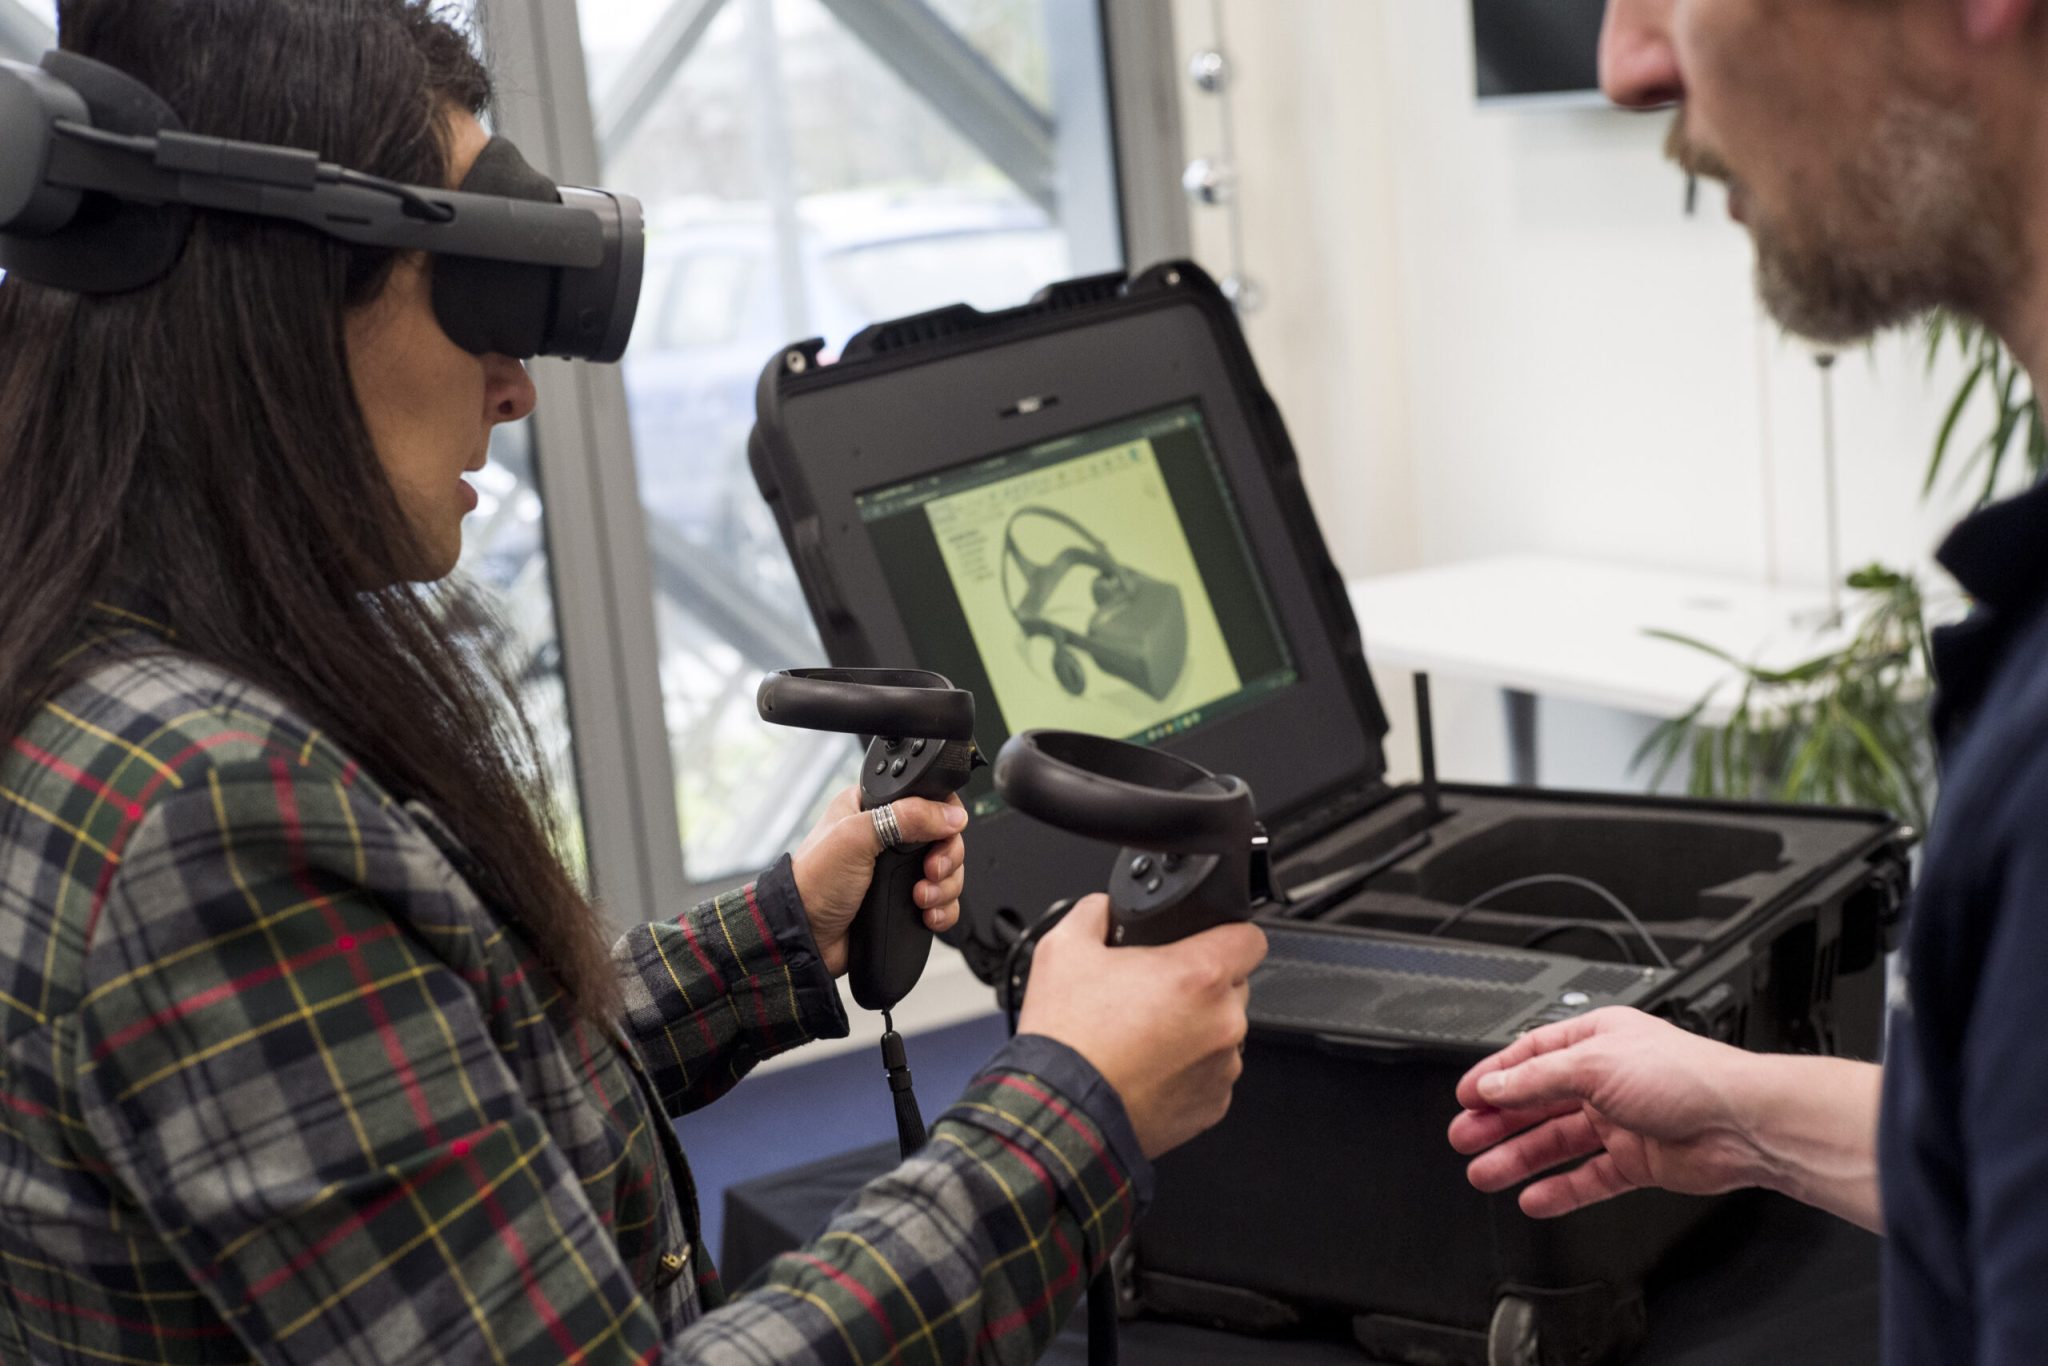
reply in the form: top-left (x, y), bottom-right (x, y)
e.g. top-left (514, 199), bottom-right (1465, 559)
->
top-left (1669, 98), bottom-right (2015, 346)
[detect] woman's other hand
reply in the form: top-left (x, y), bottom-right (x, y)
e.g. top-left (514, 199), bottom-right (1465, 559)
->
top-left (1017, 895), bottom-right (1268, 1160)
top-left (791, 786), bottom-right (968, 977)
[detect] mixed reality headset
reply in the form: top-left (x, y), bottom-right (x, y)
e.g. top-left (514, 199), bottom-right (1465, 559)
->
top-left (1003, 505), bottom-right (1191, 703)
top-left (0, 49), bottom-right (643, 363)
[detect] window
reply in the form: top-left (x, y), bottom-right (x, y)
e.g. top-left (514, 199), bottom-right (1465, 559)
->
top-left (460, 419), bottom-right (589, 880)
top-left (0, 2), bottom-right (55, 64)
top-left (575, 0), bottom-right (1123, 884)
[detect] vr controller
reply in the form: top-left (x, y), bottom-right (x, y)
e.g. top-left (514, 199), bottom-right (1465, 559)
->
top-left (994, 730), bottom-right (1273, 975)
top-left (994, 731), bottom-right (1273, 1366)
top-left (756, 669), bottom-right (982, 1012)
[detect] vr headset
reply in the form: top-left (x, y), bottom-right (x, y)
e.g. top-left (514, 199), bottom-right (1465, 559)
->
top-left (0, 49), bottom-right (643, 362)
top-left (1002, 505), bottom-right (1190, 702)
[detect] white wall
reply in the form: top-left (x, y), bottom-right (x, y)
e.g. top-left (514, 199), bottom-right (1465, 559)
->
top-left (1172, 0), bottom-right (1421, 579)
top-left (1170, 0), bottom-right (1983, 790)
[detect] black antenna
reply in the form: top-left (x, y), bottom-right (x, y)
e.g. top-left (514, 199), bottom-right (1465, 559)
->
top-left (1415, 674), bottom-right (1443, 822)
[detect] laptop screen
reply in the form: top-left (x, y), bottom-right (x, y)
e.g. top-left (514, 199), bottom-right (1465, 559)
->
top-left (857, 403), bottom-right (1297, 815)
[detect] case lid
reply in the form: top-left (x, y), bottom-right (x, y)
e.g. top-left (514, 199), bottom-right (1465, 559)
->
top-left (749, 263), bottom-right (1392, 980)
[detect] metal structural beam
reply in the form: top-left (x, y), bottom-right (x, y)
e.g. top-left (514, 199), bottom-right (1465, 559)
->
top-left (595, 0), bottom-right (730, 165)
top-left (643, 516), bottom-right (818, 670)
top-left (1044, 0), bottom-right (1123, 275)
top-left (1100, 0), bottom-right (1192, 266)
top-left (479, 0), bottom-right (691, 927)
top-left (0, 3), bottom-right (55, 61)
top-left (814, 0), bottom-right (1058, 218)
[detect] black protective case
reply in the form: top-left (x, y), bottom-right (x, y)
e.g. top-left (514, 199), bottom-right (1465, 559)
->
top-left (749, 264), bottom-right (1911, 1366)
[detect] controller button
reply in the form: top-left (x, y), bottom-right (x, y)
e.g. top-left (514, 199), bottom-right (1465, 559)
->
top-left (912, 739), bottom-right (928, 756)
top-left (1163, 853), bottom-right (1186, 872)
top-left (884, 737), bottom-right (905, 753)
top-left (891, 759), bottom-right (907, 777)
top-left (873, 760), bottom-right (887, 775)
top-left (1131, 855), bottom-right (1154, 878)
top-left (1145, 876), bottom-right (1164, 895)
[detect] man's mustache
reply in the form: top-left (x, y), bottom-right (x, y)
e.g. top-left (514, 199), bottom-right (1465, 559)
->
top-left (1666, 109), bottom-right (1734, 183)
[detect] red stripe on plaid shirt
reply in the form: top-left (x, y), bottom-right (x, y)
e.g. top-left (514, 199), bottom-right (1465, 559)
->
top-left (673, 914), bottom-right (727, 995)
top-left (972, 1121), bottom-right (1091, 1341)
top-left (987, 1074), bottom-right (1132, 1217)
top-left (1, 1088), bottom-right (51, 1119)
top-left (12, 1288), bottom-right (235, 1339)
top-left (977, 1218), bottom-right (1086, 1346)
top-left (739, 884), bottom-right (788, 970)
top-left (82, 730), bottom-right (273, 947)
top-left (451, 1146), bottom-right (586, 1362)
top-left (10, 736), bottom-right (145, 821)
top-left (91, 923), bottom-right (405, 1059)
top-left (268, 757), bottom-right (445, 1143)
top-left (243, 1138), bottom-right (475, 1299)
top-left (569, 1015), bottom-right (627, 1133)
top-left (788, 1253), bottom-right (903, 1354)
top-left (664, 911), bottom-right (727, 1055)
top-left (737, 884), bottom-right (781, 1037)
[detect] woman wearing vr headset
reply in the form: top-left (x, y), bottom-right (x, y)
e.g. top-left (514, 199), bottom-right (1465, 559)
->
top-left (0, 2), bottom-right (1263, 1363)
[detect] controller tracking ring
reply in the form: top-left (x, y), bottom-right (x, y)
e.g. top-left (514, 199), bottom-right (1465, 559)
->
top-left (994, 729), bottom-right (1254, 854)
top-left (757, 668), bottom-right (976, 741)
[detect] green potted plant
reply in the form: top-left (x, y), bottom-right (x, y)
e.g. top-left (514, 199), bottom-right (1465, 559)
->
top-left (1634, 315), bottom-right (2041, 825)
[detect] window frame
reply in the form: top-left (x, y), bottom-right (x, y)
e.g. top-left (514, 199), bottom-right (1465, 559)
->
top-left (478, 0), bottom-right (1189, 920)
top-left (0, 1), bottom-right (55, 61)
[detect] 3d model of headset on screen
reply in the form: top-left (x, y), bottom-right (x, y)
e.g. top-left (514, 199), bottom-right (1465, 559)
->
top-left (1004, 507), bottom-right (1190, 702)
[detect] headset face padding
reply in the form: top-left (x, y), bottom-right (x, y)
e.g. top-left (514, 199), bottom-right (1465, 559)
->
top-left (431, 139), bottom-right (645, 362)
top-left (432, 138), bottom-right (562, 360)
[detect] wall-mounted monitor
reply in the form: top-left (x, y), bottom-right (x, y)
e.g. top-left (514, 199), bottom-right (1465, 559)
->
top-left (1471, 0), bottom-right (1608, 107)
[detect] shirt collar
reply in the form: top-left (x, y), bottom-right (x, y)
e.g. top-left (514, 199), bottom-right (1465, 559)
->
top-left (83, 587), bottom-right (177, 641)
top-left (1937, 475), bottom-right (2048, 611)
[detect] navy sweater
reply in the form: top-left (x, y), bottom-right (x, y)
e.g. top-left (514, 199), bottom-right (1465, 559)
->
top-left (1882, 476), bottom-right (2048, 1364)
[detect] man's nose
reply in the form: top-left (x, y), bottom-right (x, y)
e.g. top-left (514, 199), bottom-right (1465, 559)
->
top-left (1600, 0), bottom-right (1685, 109)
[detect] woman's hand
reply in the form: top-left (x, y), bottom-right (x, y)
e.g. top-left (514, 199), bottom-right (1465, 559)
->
top-left (790, 786), bottom-right (968, 977)
top-left (1017, 895), bottom-right (1268, 1160)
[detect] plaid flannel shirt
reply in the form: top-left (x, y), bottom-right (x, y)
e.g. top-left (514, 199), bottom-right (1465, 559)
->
top-left (0, 605), bottom-right (1152, 1365)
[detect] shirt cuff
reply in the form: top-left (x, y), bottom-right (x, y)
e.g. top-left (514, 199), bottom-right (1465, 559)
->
top-left (942, 1032), bottom-right (1156, 1271)
top-left (746, 855), bottom-right (850, 1045)
top-left (996, 1034), bottom-right (1155, 1213)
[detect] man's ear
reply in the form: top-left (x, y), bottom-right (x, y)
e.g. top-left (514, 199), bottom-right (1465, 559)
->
top-left (1960, 0), bottom-right (2037, 43)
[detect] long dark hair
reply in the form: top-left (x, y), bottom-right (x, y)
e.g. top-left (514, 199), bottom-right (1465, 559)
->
top-left (0, 0), bottom-right (621, 1021)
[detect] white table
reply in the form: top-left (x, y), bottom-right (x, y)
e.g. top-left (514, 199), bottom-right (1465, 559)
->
top-left (1346, 555), bottom-right (1850, 786)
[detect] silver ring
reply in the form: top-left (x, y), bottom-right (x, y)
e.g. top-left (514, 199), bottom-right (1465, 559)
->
top-left (871, 803), bottom-right (905, 853)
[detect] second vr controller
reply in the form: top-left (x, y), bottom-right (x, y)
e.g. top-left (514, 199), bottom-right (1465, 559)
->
top-left (757, 668), bottom-right (982, 1012)
top-left (993, 729), bottom-right (1273, 975)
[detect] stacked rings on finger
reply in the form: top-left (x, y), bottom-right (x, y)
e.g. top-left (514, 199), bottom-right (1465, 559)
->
top-left (871, 803), bottom-right (905, 853)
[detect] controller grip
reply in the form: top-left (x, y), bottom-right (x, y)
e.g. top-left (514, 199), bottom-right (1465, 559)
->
top-left (849, 846), bottom-right (934, 1013)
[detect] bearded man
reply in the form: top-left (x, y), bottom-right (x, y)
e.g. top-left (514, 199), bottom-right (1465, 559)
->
top-left (1449, 2), bottom-right (2048, 1361)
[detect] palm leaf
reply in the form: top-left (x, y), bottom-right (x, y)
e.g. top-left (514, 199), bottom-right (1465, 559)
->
top-left (1927, 356), bottom-right (1985, 496)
